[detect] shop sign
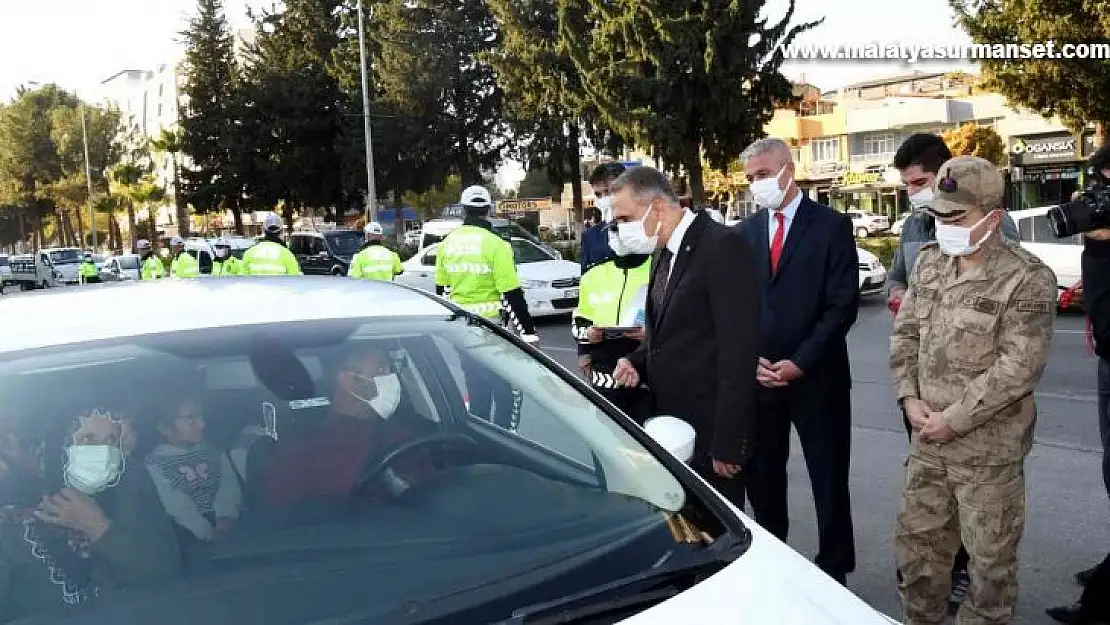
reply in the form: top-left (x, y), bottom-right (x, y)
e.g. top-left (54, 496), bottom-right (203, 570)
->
top-left (1011, 164), bottom-right (1080, 183)
top-left (1008, 133), bottom-right (1079, 165)
top-left (496, 197), bottom-right (552, 213)
top-left (838, 171), bottom-right (883, 186)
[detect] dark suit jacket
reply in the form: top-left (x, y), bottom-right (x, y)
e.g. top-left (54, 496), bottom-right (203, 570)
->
top-left (580, 224), bottom-right (614, 272)
top-left (737, 196), bottom-right (859, 388)
top-left (626, 212), bottom-right (761, 465)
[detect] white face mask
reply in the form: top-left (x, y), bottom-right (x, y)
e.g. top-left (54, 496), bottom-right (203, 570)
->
top-left (750, 166), bottom-right (790, 209)
top-left (935, 211), bottom-right (997, 257)
top-left (607, 230), bottom-right (635, 257)
top-left (349, 373), bottom-right (402, 419)
top-left (64, 444), bottom-right (124, 495)
top-left (616, 206), bottom-right (660, 255)
top-left (908, 187), bottom-right (935, 211)
top-left (595, 196), bottom-right (614, 223)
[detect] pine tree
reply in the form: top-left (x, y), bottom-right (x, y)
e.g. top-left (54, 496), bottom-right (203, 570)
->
top-left (558, 0), bottom-right (818, 203)
top-left (954, 0), bottom-right (1110, 145)
top-left (180, 0), bottom-right (241, 232)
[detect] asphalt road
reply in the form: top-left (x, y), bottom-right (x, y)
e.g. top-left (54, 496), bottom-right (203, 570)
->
top-left (532, 295), bottom-right (1108, 624)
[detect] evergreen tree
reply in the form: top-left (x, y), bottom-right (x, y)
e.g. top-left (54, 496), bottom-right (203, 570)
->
top-left (558, 0), bottom-right (818, 202)
top-left (180, 0), bottom-right (241, 233)
top-left (953, 0), bottom-right (1110, 145)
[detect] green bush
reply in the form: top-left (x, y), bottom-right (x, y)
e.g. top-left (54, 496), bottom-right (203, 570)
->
top-left (856, 235), bottom-right (898, 269)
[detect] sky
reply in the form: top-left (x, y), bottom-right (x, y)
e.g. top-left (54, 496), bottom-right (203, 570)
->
top-left (0, 0), bottom-right (973, 189)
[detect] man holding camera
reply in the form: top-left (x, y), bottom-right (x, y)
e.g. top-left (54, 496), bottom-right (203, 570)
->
top-left (1047, 144), bottom-right (1110, 625)
top-left (892, 155), bottom-right (1057, 625)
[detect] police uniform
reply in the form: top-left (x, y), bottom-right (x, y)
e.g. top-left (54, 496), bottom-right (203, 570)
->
top-left (436, 186), bottom-right (536, 428)
top-left (890, 156), bottom-right (1058, 625)
top-left (211, 239), bottom-right (243, 276)
top-left (241, 215), bottom-right (302, 276)
top-left (138, 240), bottom-right (166, 280)
top-left (78, 257), bottom-right (100, 284)
top-left (349, 222), bottom-right (403, 281)
top-left (572, 251), bottom-right (652, 423)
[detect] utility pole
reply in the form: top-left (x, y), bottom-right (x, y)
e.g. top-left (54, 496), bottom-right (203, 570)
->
top-left (80, 106), bottom-right (96, 249)
top-left (357, 0), bottom-right (378, 224)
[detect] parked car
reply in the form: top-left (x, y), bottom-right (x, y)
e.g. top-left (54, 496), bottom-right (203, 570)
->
top-left (0, 254), bottom-right (13, 288)
top-left (847, 211), bottom-right (890, 238)
top-left (289, 229), bottom-right (365, 275)
top-left (9, 251), bottom-right (63, 290)
top-left (890, 212), bottom-right (911, 236)
top-left (0, 278), bottom-right (895, 624)
top-left (397, 237), bottom-right (581, 317)
top-left (1009, 206), bottom-right (1082, 291)
top-left (857, 247), bottom-right (887, 296)
top-left (39, 247), bottom-right (83, 284)
top-left (101, 253), bottom-right (142, 281)
top-left (420, 217), bottom-right (562, 259)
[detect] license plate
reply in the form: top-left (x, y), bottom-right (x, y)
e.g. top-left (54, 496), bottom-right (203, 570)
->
top-left (564, 289), bottom-right (579, 298)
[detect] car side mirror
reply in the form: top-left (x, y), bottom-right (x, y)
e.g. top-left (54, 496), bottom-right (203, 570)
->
top-left (643, 416), bottom-right (696, 463)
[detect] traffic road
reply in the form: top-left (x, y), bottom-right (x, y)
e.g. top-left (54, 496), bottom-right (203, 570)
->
top-left (533, 294), bottom-right (1108, 624)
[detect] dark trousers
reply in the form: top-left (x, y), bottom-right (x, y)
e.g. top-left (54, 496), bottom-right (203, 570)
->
top-left (1081, 553), bottom-right (1110, 614)
top-left (748, 383), bottom-right (856, 577)
top-left (463, 354), bottom-right (515, 429)
top-left (597, 387), bottom-right (652, 426)
top-left (1099, 358), bottom-right (1110, 497)
top-left (901, 407), bottom-right (970, 576)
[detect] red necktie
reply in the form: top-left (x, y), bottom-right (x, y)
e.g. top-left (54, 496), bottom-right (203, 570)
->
top-left (770, 211), bottom-right (785, 273)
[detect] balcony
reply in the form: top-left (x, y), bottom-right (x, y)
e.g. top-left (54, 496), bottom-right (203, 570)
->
top-left (846, 98), bottom-right (952, 134)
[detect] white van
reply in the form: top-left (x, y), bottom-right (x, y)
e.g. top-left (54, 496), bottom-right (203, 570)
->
top-left (1009, 206), bottom-right (1082, 289)
top-left (9, 252), bottom-right (62, 290)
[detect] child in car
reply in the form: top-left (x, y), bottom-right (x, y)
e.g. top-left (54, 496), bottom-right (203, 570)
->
top-left (145, 394), bottom-right (241, 542)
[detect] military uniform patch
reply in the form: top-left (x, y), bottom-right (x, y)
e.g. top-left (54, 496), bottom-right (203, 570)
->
top-left (1015, 300), bottom-right (1054, 313)
top-left (971, 297), bottom-right (1002, 315)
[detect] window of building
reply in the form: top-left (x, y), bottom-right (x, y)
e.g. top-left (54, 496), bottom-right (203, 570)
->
top-left (811, 138), bottom-right (840, 163)
top-left (789, 148), bottom-right (801, 164)
top-left (862, 133), bottom-right (895, 156)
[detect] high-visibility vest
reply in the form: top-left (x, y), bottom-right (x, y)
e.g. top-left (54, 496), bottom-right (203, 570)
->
top-left (241, 241), bottom-right (302, 276)
top-left (348, 244), bottom-right (403, 281)
top-left (434, 225), bottom-right (520, 318)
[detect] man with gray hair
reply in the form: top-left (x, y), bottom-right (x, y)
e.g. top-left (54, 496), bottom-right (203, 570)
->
top-left (736, 137), bottom-right (860, 585)
top-left (609, 166), bottom-right (761, 509)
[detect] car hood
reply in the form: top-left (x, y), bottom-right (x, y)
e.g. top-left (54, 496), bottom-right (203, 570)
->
top-left (622, 512), bottom-right (894, 625)
top-left (517, 260), bottom-right (580, 281)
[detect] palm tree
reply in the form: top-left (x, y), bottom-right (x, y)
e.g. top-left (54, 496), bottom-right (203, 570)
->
top-left (109, 163), bottom-right (144, 250)
top-left (92, 195), bottom-right (124, 252)
top-left (151, 128), bottom-right (188, 238)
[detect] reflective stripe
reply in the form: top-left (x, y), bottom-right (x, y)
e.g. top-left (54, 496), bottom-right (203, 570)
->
top-left (456, 300), bottom-right (501, 317)
top-left (591, 371), bottom-right (619, 389)
top-left (247, 262), bottom-right (291, 275)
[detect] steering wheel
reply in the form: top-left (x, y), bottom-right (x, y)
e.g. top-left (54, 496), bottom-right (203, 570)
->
top-left (353, 432), bottom-right (478, 493)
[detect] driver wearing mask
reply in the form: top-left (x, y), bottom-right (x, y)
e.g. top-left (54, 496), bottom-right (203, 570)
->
top-left (263, 344), bottom-right (435, 506)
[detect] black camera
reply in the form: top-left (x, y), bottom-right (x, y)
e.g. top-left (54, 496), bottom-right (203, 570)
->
top-left (1048, 180), bottom-right (1110, 238)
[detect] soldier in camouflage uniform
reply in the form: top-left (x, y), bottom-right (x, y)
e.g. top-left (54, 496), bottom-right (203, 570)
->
top-left (890, 155), bottom-right (1058, 625)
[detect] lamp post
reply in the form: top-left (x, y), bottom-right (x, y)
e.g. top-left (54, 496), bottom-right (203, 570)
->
top-left (357, 0), bottom-right (378, 224)
top-left (79, 106), bottom-right (96, 249)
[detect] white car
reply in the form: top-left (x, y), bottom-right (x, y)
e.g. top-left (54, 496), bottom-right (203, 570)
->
top-left (397, 237), bottom-right (581, 317)
top-left (1009, 206), bottom-right (1082, 290)
top-left (857, 247), bottom-right (887, 296)
top-left (847, 211), bottom-right (890, 238)
top-left (101, 253), bottom-right (142, 281)
top-left (890, 212), bottom-right (911, 236)
top-left (0, 278), bottom-right (895, 624)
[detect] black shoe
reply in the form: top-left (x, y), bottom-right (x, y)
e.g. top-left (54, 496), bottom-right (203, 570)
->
top-left (1047, 604), bottom-right (1110, 624)
top-left (1078, 565), bottom-right (1099, 586)
top-left (948, 569), bottom-right (970, 614)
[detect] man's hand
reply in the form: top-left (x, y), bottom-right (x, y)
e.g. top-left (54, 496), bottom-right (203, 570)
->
top-left (887, 286), bottom-right (905, 316)
top-left (902, 397), bottom-right (930, 431)
top-left (770, 360), bottom-right (803, 384)
top-left (577, 354), bottom-right (592, 377)
top-left (613, 358), bottom-right (640, 387)
top-left (214, 517), bottom-right (236, 538)
top-left (920, 413), bottom-right (957, 444)
top-left (1086, 228), bottom-right (1110, 241)
top-left (623, 327), bottom-right (645, 342)
top-left (712, 459), bottom-right (742, 479)
top-left (757, 357), bottom-right (784, 388)
top-left (586, 326), bottom-right (604, 343)
top-left (36, 488), bottom-right (111, 542)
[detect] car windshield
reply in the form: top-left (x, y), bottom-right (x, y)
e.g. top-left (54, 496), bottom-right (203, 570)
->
top-left (0, 315), bottom-right (712, 624)
top-left (48, 249), bottom-right (80, 264)
top-left (325, 231), bottom-right (364, 256)
top-left (0, 257), bottom-right (7, 267)
top-left (511, 239), bottom-right (554, 264)
top-left (117, 256), bottom-right (140, 270)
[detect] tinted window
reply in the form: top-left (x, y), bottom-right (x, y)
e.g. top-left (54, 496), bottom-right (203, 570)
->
top-left (0, 317), bottom-right (698, 624)
top-left (1019, 216), bottom-right (1034, 242)
top-left (1032, 214), bottom-right (1081, 245)
top-left (48, 249), bottom-right (80, 264)
top-left (118, 256), bottom-right (140, 270)
top-left (0, 257), bottom-right (8, 267)
top-left (289, 236), bottom-right (310, 256)
top-left (421, 249), bottom-right (437, 266)
top-left (511, 240), bottom-right (554, 264)
top-left (325, 231), bottom-right (363, 256)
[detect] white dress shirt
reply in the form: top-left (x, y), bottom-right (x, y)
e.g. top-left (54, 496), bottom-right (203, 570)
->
top-left (768, 190), bottom-right (803, 245)
top-left (663, 209), bottom-right (696, 283)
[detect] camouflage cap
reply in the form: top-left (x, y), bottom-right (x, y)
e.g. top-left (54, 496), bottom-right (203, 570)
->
top-left (927, 155), bottom-right (1005, 220)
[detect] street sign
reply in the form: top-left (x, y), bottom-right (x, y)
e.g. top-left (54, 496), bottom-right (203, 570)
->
top-left (496, 197), bottom-right (552, 213)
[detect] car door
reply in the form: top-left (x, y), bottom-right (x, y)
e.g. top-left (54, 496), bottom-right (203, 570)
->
top-left (397, 245), bottom-right (437, 293)
top-left (289, 235), bottom-right (313, 274)
top-left (1017, 212), bottom-right (1082, 289)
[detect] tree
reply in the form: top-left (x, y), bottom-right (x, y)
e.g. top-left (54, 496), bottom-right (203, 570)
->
top-left (180, 0), bottom-right (241, 233)
top-left (953, 0), bottom-right (1110, 145)
top-left (943, 123), bottom-right (1007, 166)
top-left (151, 128), bottom-right (189, 237)
top-left (402, 175), bottom-right (463, 221)
top-left (559, 0), bottom-right (818, 203)
top-left (516, 167), bottom-right (554, 198)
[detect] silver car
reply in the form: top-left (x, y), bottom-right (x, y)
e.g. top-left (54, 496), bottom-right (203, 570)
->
top-left (0, 279), bottom-right (892, 625)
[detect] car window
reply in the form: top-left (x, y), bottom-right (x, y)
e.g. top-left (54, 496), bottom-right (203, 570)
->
top-left (289, 235), bottom-right (308, 256)
top-left (119, 256), bottom-right (140, 270)
top-left (0, 316), bottom-right (692, 624)
top-left (421, 248), bottom-right (437, 266)
top-left (48, 249), bottom-right (80, 264)
top-left (0, 257), bottom-right (7, 267)
top-left (325, 231), bottom-right (363, 256)
top-left (511, 239), bottom-right (554, 264)
top-left (1031, 214), bottom-right (1081, 245)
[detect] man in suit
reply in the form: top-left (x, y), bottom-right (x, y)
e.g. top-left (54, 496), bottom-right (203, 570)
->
top-left (736, 138), bottom-right (860, 585)
top-left (610, 166), bottom-right (761, 507)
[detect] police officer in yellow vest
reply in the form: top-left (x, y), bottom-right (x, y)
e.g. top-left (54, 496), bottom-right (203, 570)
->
top-left (78, 252), bottom-right (101, 285)
top-left (169, 236), bottom-right (201, 278)
top-left (241, 214), bottom-right (302, 276)
top-left (348, 221), bottom-right (403, 281)
top-left (137, 239), bottom-right (165, 280)
top-left (436, 185), bottom-right (537, 429)
top-left (211, 238), bottom-right (243, 276)
top-left (572, 229), bottom-right (652, 423)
